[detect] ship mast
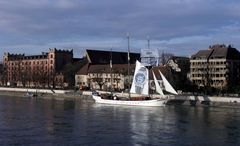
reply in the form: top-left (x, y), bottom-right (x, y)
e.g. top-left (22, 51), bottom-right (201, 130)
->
top-left (110, 48), bottom-right (113, 95)
top-left (127, 34), bottom-right (131, 99)
top-left (147, 35), bottom-right (151, 98)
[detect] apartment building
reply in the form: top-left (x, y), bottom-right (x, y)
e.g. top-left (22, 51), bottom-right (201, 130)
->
top-left (2, 48), bottom-right (73, 88)
top-left (190, 44), bottom-right (240, 89)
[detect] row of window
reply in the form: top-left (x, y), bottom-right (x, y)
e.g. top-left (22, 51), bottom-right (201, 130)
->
top-left (8, 71), bottom-right (54, 76)
top-left (191, 67), bottom-right (228, 72)
top-left (8, 66), bottom-right (54, 71)
top-left (193, 80), bottom-right (224, 85)
top-left (88, 73), bottom-right (122, 78)
top-left (191, 61), bottom-right (227, 65)
top-left (191, 74), bottom-right (227, 78)
top-left (7, 60), bottom-right (54, 66)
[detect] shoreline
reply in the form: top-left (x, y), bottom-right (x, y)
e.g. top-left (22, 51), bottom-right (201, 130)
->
top-left (0, 87), bottom-right (239, 107)
top-left (0, 89), bottom-right (94, 103)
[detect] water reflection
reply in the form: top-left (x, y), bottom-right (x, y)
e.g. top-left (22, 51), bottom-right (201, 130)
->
top-left (129, 107), bottom-right (169, 145)
top-left (0, 96), bottom-right (240, 145)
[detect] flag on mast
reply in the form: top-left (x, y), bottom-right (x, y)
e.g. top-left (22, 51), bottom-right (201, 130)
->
top-left (110, 48), bottom-right (113, 68)
top-left (127, 33), bottom-right (130, 61)
top-left (110, 60), bottom-right (112, 68)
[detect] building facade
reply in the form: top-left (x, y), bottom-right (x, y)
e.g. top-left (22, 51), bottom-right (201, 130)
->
top-left (75, 49), bottom-right (140, 91)
top-left (190, 44), bottom-right (240, 89)
top-left (76, 63), bottom-right (136, 91)
top-left (3, 48), bottom-right (73, 88)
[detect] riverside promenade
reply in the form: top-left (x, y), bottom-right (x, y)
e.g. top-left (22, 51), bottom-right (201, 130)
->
top-left (0, 87), bottom-right (94, 102)
top-left (0, 87), bottom-right (239, 107)
top-left (168, 94), bottom-right (240, 107)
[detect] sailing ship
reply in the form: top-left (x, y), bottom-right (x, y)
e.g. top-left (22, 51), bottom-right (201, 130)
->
top-left (92, 60), bottom-right (178, 107)
top-left (92, 36), bottom-right (177, 106)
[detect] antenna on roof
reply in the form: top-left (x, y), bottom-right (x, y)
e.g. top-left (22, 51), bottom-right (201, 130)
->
top-left (147, 35), bottom-right (150, 49)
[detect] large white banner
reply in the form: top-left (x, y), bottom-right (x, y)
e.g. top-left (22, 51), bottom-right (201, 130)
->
top-left (141, 48), bottom-right (160, 66)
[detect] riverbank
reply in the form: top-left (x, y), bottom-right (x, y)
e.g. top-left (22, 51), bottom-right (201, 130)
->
top-left (0, 87), bottom-right (239, 107)
top-left (0, 87), bottom-right (94, 102)
top-left (168, 94), bottom-right (240, 107)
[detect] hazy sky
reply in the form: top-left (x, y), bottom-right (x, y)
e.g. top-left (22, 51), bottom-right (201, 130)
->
top-left (1, 0), bottom-right (240, 58)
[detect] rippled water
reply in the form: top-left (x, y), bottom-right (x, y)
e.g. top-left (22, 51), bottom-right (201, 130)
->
top-left (0, 96), bottom-right (240, 146)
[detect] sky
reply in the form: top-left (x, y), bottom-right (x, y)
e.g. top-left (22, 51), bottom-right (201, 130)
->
top-left (0, 0), bottom-right (240, 59)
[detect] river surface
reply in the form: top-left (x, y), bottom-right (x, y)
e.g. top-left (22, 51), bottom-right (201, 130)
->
top-left (0, 96), bottom-right (240, 146)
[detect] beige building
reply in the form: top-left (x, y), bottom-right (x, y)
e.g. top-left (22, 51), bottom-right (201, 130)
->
top-left (76, 63), bottom-right (136, 91)
top-left (75, 49), bottom-right (140, 91)
top-left (190, 44), bottom-right (240, 89)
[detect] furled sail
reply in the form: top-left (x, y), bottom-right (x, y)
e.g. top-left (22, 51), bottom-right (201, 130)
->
top-left (152, 71), bottom-right (164, 95)
top-left (130, 61), bottom-right (149, 95)
top-left (159, 70), bottom-right (178, 95)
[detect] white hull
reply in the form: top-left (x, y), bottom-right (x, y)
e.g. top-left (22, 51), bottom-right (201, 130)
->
top-left (92, 95), bottom-right (167, 107)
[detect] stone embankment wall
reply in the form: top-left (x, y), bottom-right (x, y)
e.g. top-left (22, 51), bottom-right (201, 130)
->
top-left (172, 95), bottom-right (240, 103)
top-left (0, 87), bottom-right (94, 102)
top-left (0, 87), bottom-right (67, 94)
top-left (170, 95), bottom-right (240, 107)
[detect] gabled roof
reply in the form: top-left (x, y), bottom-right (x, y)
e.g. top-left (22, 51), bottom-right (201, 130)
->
top-left (169, 56), bottom-right (189, 62)
top-left (191, 50), bottom-right (213, 59)
top-left (226, 47), bottom-right (240, 60)
top-left (86, 49), bottom-right (140, 64)
top-left (191, 44), bottom-right (240, 60)
top-left (150, 65), bottom-right (172, 80)
top-left (76, 63), bottom-right (136, 75)
top-left (76, 63), bottom-right (89, 75)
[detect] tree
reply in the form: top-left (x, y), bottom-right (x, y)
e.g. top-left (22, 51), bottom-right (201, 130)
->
top-left (62, 57), bottom-right (88, 88)
top-left (161, 52), bottom-right (173, 65)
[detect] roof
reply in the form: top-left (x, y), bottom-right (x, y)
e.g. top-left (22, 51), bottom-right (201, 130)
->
top-left (191, 44), bottom-right (240, 60)
top-left (167, 56), bottom-right (190, 73)
top-left (168, 56), bottom-right (190, 65)
top-left (76, 63), bottom-right (136, 75)
top-left (86, 49), bottom-right (140, 64)
top-left (191, 50), bottom-right (213, 59)
top-left (76, 63), bottom-right (89, 75)
top-left (226, 47), bottom-right (240, 60)
top-left (150, 65), bottom-right (172, 80)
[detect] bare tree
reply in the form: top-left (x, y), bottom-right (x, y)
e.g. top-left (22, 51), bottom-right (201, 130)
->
top-left (91, 73), bottom-right (106, 90)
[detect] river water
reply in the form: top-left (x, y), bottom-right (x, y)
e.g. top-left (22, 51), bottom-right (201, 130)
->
top-left (0, 96), bottom-right (240, 146)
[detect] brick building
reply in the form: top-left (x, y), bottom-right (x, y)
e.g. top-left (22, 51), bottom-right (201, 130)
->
top-left (2, 48), bottom-right (73, 88)
top-left (190, 44), bottom-right (240, 89)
